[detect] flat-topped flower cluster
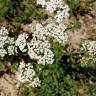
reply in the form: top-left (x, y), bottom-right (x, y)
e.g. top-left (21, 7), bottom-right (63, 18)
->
top-left (27, 23), bottom-right (68, 64)
top-left (27, 23), bottom-right (54, 65)
top-left (37, 0), bottom-right (70, 23)
top-left (15, 33), bottom-right (28, 53)
top-left (81, 40), bottom-right (96, 56)
top-left (0, 27), bottom-right (15, 57)
top-left (16, 60), bottom-right (41, 87)
top-left (80, 40), bottom-right (96, 67)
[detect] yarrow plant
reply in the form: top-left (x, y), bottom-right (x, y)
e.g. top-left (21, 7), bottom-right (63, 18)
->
top-left (16, 60), bottom-right (41, 87)
top-left (81, 40), bottom-right (96, 56)
top-left (0, 0), bottom-right (70, 88)
top-left (80, 40), bottom-right (96, 67)
top-left (15, 33), bottom-right (28, 53)
top-left (37, 0), bottom-right (70, 23)
top-left (0, 27), bottom-right (9, 57)
top-left (46, 23), bottom-right (68, 44)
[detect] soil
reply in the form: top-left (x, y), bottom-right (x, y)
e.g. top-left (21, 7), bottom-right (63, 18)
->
top-left (0, 74), bottom-right (18, 96)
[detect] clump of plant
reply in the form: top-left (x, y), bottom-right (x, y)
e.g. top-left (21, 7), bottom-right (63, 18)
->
top-left (67, 20), bottom-right (81, 32)
top-left (0, 0), bottom-right (46, 23)
top-left (14, 0), bottom-right (47, 22)
top-left (0, 0), bottom-right (13, 22)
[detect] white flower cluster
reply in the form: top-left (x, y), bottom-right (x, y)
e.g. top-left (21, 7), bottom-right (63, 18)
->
top-left (27, 22), bottom-right (68, 64)
top-left (81, 40), bottom-right (96, 56)
top-left (37, 0), bottom-right (70, 23)
top-left (37, 0), bottom-right (64, 12)
top-left (54, 4), bottom-right (70, 23)
top-left (27, 22), bottom-right (69, 64)
top-left (16, 61), bottom-right (41, 87)
top-left (15, 33), bottom-right (28, 52)
top-left (46, 23), bottom-right (68, 44)
top-left (7, 37), bottom-right (15, 55)
top-left (0, 27), bottom-right (29, 57)
top-left (7, 45), bottom-right (14, 55)
top-left (0, 48), bottom-right (7, 58)
top-left (0, 27), bottom-right (16, 57)
top-left (46, 0), bottom-right (64, 13)
top-left (0, 27), bottom-right (8, 57)
top-left (27, 23), bottom-right (54, 65)
top-left (37, 0), bottom-right (46, 8)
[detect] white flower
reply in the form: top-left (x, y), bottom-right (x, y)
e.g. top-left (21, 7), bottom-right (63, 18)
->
top-left (46, 0), bottom-right (63, 13)
top-left (46, 1), bottom-right (57, 13)
top-left (15, 33), bottom-right (28, 52)
top-left (0, 48), bottom-right (7, 57)
top-left (46, 23), bottom-right (68, 44)
top-left (7, 45), bottom-right (15, 55)
top-left (27, 24), bottom-right (54, 65)
top-left (5, 37), bottom-right (15, 45)
top-left (0, 27), bottom-right (8, 48)
top-left (27, 39), bottom-right (54, 64)
top-left (0, 26), bottom-right (8, 36)
top-left (37, 0), bottom-right (70, 23)
top-left (31, 77), bottom-right (41, 87)
top-left (54, 5), bottom-right (70, 23)
top-left (37, 0), bottom-right (46, 8)
top-left (27, 21), bottom-right (69, 65)
top-left (26, 23), bottom-right (55, 65)
top-left (0, 36), bottom-right (8, 48)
